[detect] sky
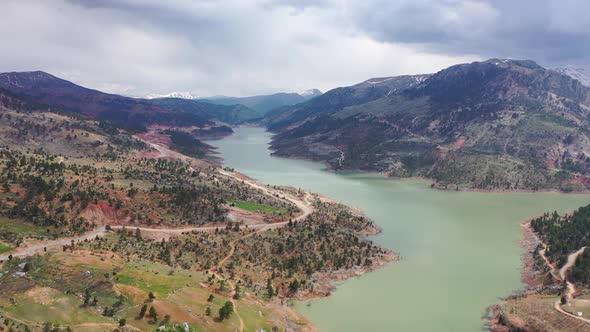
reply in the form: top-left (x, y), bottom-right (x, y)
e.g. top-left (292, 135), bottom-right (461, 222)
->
top-left (1, 0), bottom-right (589, 97)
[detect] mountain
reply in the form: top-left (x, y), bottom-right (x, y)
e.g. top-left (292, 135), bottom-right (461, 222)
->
top-left (267, 59), bottom-right (590, 191)
top-left (148, 97), bottom-right (261, 125)
top-left (145, 91), bottom-right (200, 100)
top-left (0, 71), bottom-right (211, 131)
top-left (202, 89), bottom-right (322, 114)
top-left (298, 88), bottom-right (323, 98)
top-left (552, 66), bottom-right (590, 87)
top-left (265, 74), bottom-right (430, 131)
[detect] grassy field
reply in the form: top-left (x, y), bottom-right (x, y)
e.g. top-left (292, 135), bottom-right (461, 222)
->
top-left (0, 242), bottom-right (12, 254)
top-left (3, 288), bottom-right (112, 326)
top-left (237, 300), bottom-right (277, 332)
top-left (500, 294), bottom-right (590, 331)
top-left (563, 298), bottom-right (590, 319)
top-left (0, 217), bottom-right (51, 237)
top-left (115, 263), bottom-right (199, 298)
top-left (0, 252), bottom-right (299, 332)
top-left (228, 199), bottom-right (288, 214)
top-left (114, 262), bottom-right (244, 332)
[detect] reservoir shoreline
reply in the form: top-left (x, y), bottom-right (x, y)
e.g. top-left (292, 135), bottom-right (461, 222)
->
top-left (207, 127), bottom-right (590, 332)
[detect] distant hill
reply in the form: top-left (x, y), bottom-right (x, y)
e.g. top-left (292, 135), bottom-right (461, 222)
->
top-left (202, 89), bottom-right (322, 114)
top-left (147, 97), bottom-right (260, 125)
top-left (266, 59), bottom-right (590, 191)
top-left (0, 71), bottom-right (255, 131)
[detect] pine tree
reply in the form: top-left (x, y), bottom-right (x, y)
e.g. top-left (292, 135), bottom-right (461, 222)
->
top-left (218, 301), bottom-right (234, 321)
top-left (83, 288), bottom-right (91, 306)
top-left (138, 304), bottom-right (148, 318)
top-left (266, 279), bottom-right (274, 298)
top-left (149, 306), bottom-right (158, 322)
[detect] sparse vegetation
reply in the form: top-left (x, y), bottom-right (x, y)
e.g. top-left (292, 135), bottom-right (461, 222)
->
top-left (0, 79), bottom-right (391, 332)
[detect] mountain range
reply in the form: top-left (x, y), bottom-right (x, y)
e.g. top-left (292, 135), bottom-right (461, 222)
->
top-left (2, 60), bottom-right (590, 191)
top-left (201, 89), bottom-right (322, 114)
top-left (265, 59), bottom-right (590, 191)
top-left (147, 89), bottom-right (322, 125)
top-left (0, 71), bottom-right (314, 130)
top-left (0, 71), bottom-right (214, 131)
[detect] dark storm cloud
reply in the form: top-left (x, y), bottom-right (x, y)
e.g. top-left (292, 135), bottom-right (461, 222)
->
top-left (0, 0), bottom-right (586, 97)
top-left (348, 0), bottom-right (590, 65)
top-left (72, 0), bottom-right (590, 64)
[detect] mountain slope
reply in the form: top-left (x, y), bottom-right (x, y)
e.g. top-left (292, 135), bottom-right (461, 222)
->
top-left (265, 75), bottom-right (430, 131)
top-left (148, 97), bottom-right (260, 125)
top-left (0, 71), bottom-right (211, 131)
top-left (267, 59), bottom-right (590, 191)
top-left (202, 90), bottom-right (322, 114)
top-left (552, 66), bottom-right (590, 87)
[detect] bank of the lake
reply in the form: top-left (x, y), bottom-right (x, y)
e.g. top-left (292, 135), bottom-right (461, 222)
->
top-left (207, 126), bottom-right (590, 332)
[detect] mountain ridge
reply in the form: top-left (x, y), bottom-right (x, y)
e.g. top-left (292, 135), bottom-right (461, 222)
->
top-left (0, 71), bottom-right (213, 131)
top-left (552, 66), bottom-right (590, 87)
top-left (0, 70), bottom-right (261, 131)
top-left (202, 90), bottom-right (322, 114)
top-left (266, 59), bottom-right (590, 191)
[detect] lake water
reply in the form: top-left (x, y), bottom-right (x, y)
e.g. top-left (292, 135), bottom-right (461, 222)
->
top-left (208, 126), bottom-right (590, 332)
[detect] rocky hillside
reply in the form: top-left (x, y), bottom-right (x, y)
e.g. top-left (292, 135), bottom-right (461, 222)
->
top-left (265, 74), bottom-right (429, 131)
top-left (267, 59), bottom-right (590, 191)
top-left (552, 66), bottom-right (590, 87)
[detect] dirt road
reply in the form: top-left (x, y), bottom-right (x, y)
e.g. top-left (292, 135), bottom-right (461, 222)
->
top-left (538, 243), bottom-right (590, 324)
top-left (0, 226), bottom-right (106, 261)
top-left (552, 247), bottom-right (590, 324)
top-left (1, 138), bottom-right (316, 263)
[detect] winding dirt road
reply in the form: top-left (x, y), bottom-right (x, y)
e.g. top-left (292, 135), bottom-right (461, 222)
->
top-left (535, 238), bottom-right (590, 324)
top-left (552, 247), bottom-right (590, 324)
top-left (0, 226), bottom-right (107, 261)
top-left (0, 140), bottom-right (315, 265)
top-left (209, 225), bottom-right (279, 332)
top-left (218, 167), bottom-right (314, 223)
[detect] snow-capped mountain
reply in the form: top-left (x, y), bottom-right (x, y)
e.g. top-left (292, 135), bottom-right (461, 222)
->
top-left (145, 91), bottom-right (200, 100)
top-left (298, 88), bottom-right (322, 98)
top-left (552, 66), bottom-right (590, 87)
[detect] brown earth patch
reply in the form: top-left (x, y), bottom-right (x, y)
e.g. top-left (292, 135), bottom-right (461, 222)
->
top-left (24, 286), bottom-right (62, 305)
top-left (116, 284), bottom-right (148, 305)
top-left (56, 250), bottom-right (122, 269)
top-left (80, 200), bottom-right (128, 225)
top-left (227, 206), bottom-right (265, 225)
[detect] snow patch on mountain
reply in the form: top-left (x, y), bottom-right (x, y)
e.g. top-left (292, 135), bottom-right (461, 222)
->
top-left (145, 91), bottom-right (200, 100)
top-left (552, 66), bottom-right (590, 87)
top-left (297, 89), bottom-right (322, 98)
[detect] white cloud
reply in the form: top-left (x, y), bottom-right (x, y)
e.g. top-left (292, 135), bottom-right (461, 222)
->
top-left (0, 0), bottom-right (484, 96)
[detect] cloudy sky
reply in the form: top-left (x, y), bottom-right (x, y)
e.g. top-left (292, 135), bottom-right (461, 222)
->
top-left (1, 0), bottom-right (589, 97)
